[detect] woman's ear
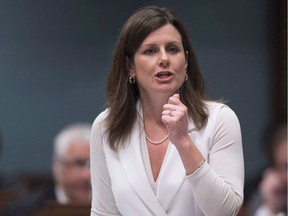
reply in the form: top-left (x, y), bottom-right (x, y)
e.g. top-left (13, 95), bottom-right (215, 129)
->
top-left (126, 56), bottom-right (135, 76)
top-left (185, 51), bottom-right (188, 71)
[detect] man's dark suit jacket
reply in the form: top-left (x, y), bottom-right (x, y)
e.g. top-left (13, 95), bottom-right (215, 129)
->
top-left (1, 182), bottom-right (56, 216)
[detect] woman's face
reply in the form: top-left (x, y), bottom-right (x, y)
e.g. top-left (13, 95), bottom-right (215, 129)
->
top-left (128, 24), bottom-right (187, 98)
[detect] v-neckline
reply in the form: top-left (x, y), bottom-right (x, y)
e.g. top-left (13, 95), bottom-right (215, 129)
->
top-left (141, 136), bottom-right (171, 186)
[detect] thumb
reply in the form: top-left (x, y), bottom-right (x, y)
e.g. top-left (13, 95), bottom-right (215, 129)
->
top-left (173, 93), bottom-right (180, 99)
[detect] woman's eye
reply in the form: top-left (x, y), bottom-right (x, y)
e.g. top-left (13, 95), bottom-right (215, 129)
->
top-left (143, 48), bottom-right (157, 55)
top-left (167, 46), bottom-right (179, 53)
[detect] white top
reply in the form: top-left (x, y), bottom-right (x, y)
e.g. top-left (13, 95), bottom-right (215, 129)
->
top-left (90, 101), bottom-right (244, 216)
top-left (55, 185), bottom-right (69, 204)
top-left (254, 205), bottom-right (286, 216)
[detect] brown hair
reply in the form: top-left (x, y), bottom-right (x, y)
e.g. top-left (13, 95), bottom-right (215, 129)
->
top-left (105, 6), bottom-right (208, 150)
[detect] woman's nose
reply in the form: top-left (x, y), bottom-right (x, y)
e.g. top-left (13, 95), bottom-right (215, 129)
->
top-left (158, 51), bottom-right (169, 68)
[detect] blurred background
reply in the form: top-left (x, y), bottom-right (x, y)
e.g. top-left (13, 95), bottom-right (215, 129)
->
top-left (0, 0), bottom-right (286, 204)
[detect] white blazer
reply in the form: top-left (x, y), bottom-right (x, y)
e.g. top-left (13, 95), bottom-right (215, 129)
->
top-left (90, 101), bottom-right (244, 216)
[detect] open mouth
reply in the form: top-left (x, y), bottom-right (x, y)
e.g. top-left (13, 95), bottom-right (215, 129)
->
top-left (155, 72), bottom-right (173, 79)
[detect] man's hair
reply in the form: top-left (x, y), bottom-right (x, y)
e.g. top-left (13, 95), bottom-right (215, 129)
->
top-left (53, 122), bottom-right (91, 160)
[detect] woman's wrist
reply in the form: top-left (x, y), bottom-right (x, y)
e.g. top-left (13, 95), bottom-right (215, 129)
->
top-left (175, 137), bottom-right (205, 174)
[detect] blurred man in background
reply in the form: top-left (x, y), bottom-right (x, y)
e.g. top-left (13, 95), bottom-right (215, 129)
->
top-left (52, 122), bottom-right (91, 204)
top-left (249, 123), bottom-right (287, 216)
top-left (1, 122), bottom-right (92, 216)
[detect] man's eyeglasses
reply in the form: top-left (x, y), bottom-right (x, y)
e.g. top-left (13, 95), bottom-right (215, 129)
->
top-left (60, 158), bottom-right (90, 170)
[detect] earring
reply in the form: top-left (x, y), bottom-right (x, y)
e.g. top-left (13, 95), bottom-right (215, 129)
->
top-left (185, 74), bottom-right (188, 81)
top-left (129, 76), bottom-right (136, 84)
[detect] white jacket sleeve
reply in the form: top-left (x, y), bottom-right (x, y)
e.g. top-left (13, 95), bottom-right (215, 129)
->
top-left (90, 112), bottom-right (121, 216)
top-left (186, 106), bottom-right (244, 216)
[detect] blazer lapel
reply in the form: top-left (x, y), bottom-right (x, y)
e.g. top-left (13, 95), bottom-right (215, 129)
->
top-left (156, 118), bottom-right (198, 211)
top-left (156, 144), bottom-right (185, 211)
top-left (117, 102), bottom-right (198, 215)
top-left (118, 108), bottom-right (167, 216)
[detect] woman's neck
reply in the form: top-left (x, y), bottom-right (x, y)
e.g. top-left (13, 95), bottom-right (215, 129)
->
top-left (140, 93), bottom-right (169, 124)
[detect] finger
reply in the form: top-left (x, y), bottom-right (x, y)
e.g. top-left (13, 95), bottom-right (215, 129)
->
top-left (168, 94), bottom-right (181, 105)
top-left (163, 104), bottom-right (178, 113)
top-left (162, 108), bottom-right (178, 118)
top-left (162, 109), bottom-right (171, 116)
top-left (173, 93), bottom-right (180, 99)
top-left (161, 115), bottom-right (174, 129)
